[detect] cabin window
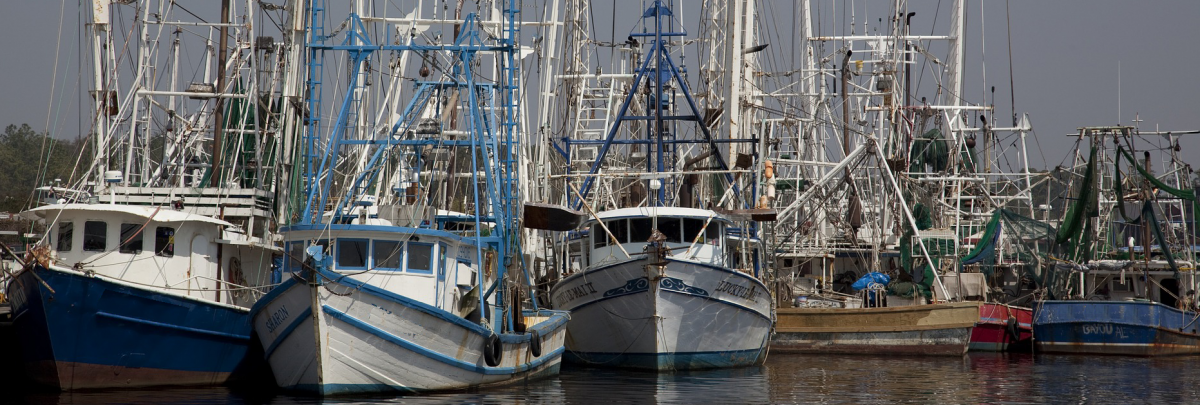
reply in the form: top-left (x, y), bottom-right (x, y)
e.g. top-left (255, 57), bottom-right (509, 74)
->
top-left (683, 218), bottom-right (720, 244)
top-left (407, 243), bottom-right (434, 274)
top-left (658, 218), bottom-right (682, 243)
top-left (56, 222), bottom-right (73, 252)
top-left (287, 242), bottom-right (304, 272)
top-left (83, 221), bottom-right (107, 252)
top-left (592, 223), bottom-right (608, 248)
top-left (630, 218), bottom-right (654, 243)
top-left (373, 240), bottom-right (403, 270)
top-left (1112, 277), bottom-right (1133, 292)
top-left (609, 219), bottom-right (628, 244)
top-left (337, 239), bottom-right (369, 269)
top-left (155, 227), bottom-right (175, 257)
top-left (593, 219), bottom-right (628, 248)
top-left (120, 223), bottom-right (144, 253)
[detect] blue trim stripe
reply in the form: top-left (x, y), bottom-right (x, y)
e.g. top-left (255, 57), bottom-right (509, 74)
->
top-left (320, 305), bottom-right (563, 375)
top-left (264, 306), bottom-right (314, 358)
top-left (95, 311), bottom-right (249, 341)
top-left (523, 310), bottom-right (571, 335)
top-left (251, 276), bottom-right (301, 314)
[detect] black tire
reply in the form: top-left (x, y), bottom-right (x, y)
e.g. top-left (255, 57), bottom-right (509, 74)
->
top-left (484, 333), bottom-right (503, 367)
top-left (1005, 316), bottom-right (1021, 343)
top-left (529, 329), bottom-right (542, 358)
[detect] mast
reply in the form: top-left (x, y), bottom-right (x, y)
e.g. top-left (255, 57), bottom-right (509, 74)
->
top-left (211, 0), bottom-right (231, 186)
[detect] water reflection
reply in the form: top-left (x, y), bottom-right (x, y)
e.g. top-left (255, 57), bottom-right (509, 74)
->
top-left (7, 353), bottom-right (1200, 404)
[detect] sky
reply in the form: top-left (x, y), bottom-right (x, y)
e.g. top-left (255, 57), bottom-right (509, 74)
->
top-left (2, 1), bottom-right (1198, 176)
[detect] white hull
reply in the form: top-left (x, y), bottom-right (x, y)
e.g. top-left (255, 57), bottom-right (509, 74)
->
top-left (253, 272), bottom-right (568, 395)
top-left (551, 258), bottom-right (771, 370)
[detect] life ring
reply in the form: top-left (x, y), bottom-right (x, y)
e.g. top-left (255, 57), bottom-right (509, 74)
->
top-left (529, 329), bottom-right (542, 358)
top-left (483, 333), bottom-right (503, 367)
top-left (1005, 316), bottom-right (1020, 343)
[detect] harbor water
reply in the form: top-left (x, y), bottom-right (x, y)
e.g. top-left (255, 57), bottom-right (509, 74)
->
top-left (7, 352), bottom-right (1200, 404)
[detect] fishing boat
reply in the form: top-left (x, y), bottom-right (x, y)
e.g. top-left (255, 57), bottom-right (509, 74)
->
top-left (774, 301), bottom-right (980, 355)
top-left (531, 1), bottom-right (773, 370)
top-left (1033, 126), bottom-right (1200, 356)
top-left (765, 0), bottom-right (1046, 356)
top-left (249, 1), bottom-right (569, 394)
top-left (6, 0), bottom-right (295, 389)
top-left (970, 303), bottom-right (1033, 352)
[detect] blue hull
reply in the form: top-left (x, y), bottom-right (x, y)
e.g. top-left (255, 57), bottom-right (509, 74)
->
top-left (1033, 300), bottom-right (1200, 356)
top-left (6, 265), bottom-right (257, 389)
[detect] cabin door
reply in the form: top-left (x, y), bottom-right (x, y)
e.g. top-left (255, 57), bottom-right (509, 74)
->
top-left (190, 234), bottom-right (216, 300)
top-left (1160, 278), bottom-right (1180, 308)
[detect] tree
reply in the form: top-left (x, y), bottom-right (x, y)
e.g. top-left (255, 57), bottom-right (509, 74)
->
top-left (0, 124), bottom-right (91, 213)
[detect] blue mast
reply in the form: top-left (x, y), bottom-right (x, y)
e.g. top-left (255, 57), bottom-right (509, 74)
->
top-left (296, 2), bottom-right (527, 331)
top-left (563, 0), bottom-right (752, 211)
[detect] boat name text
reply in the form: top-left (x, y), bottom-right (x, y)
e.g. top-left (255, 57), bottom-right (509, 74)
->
top-left (554, 282), bottom-right (597, 307)
top-left (265, 305), bottom-right (290, 333)
top-left (716, 281), bottom-right (761, 302)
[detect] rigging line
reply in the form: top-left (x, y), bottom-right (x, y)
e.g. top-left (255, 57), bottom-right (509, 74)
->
top-left (914, 0), bottom-right (942, 102)
top-left (979, 0), bottom-right (987, 120)
top-left (35, 0), bottom-right (71, 206)
top-left (1005, 0), bottom-right (1016, 126)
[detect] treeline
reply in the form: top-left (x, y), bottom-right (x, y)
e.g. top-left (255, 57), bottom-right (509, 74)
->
top-left (0, 123), bottom-right (90, 213)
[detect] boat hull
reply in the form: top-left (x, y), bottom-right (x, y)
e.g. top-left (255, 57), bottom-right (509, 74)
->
top-left (6, 265), bottom-right (254, 390)
top-left (551, 258), bottom-right (772, 370)
top-left (772, 302), bottom-right (980, 356)
top-left (1033, 300), bottom-right (1200, 356)
top-left (968, 304), bottom-right (1033, 352)
top-left (253, 273), bottom-right (569, 395)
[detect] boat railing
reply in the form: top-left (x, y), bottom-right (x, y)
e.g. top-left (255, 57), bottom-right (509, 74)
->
top-left (164, 275), bottom-right (269, 299)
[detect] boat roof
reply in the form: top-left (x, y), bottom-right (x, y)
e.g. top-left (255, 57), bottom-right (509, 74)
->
top-left (587, 207), bottom-right (731, 223)
top-left (22, 204), bottom-right (233, 226)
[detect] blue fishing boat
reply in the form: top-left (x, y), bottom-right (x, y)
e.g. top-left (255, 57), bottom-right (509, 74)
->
top-left (6, 0), bottom-right (295, 389)
top-left (1033, 126), bottom-right (1200, 356)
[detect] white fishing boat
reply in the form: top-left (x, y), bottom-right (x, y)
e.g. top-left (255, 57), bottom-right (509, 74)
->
top-left (250, 1), bottom-right (568, 394)
top-left (533, 1), bottom-right (774, 370)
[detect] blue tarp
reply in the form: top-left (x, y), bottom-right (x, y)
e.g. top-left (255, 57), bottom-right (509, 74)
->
top-left (851, 272), bottom-right (891, 291)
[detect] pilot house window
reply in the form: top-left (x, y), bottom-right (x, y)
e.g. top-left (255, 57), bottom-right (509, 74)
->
top-left (337, 239), bottom-right (369, 268)
top-left (373, 240), bottom-right (403, 270)
top-left (155, 227), bottom-right (175, 257)
top-left (83, 221), bottom-right (107, 252)
top-left (56, 222), bottom-right (73, 252)
top-left (120, 223), bottom-right (144, 253)
top-left (407, 243), bottom-right (434, 274)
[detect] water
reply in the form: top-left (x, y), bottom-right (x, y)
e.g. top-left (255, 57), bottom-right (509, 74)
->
top-left (7, 353), bottom-right (1200, 404)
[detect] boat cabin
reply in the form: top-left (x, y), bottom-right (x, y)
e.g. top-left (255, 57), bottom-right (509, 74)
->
top-left (25, 204), bottom-right (270, 307)
top-left (578, 207), bottom-right (755, 270)
top-left (1082, 260), bottom-right (1199, 309)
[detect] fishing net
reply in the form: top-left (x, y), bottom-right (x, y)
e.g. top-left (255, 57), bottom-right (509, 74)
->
top-left (960, 209), bottom-right (1056, 282)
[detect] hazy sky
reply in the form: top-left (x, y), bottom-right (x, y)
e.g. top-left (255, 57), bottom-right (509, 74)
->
top-left (3, 1), bottom-right (1198, 174)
